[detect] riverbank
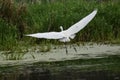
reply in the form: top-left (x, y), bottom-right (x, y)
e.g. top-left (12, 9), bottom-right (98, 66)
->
top-left (0, 43), bottom-right (120, 80)
top-left (0, 54), bottom-right (120, 80)
top-left (0, 43), bottom-right (120, 66)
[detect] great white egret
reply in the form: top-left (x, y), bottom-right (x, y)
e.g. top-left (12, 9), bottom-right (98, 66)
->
top-left (26, 9), bottom-right (97, 54)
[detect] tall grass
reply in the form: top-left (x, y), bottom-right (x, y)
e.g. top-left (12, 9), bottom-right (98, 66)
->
top-left (26, 0), bottom-right (120, 41)
top-left (0, 0), bottom-right (120, 51)
top-left (0, 19), bottom-right (17, 50)
top-left (0, 0), bottom-right (28, 39)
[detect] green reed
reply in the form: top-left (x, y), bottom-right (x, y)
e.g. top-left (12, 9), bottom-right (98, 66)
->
top-left (26, 0), bottom-right (120, 42)
top-left (0, 0), bottom-right (120, 51)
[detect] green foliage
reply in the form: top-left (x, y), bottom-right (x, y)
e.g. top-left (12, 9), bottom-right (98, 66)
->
top-left (0, 0), bottom-right (28, 39)
top-left (0, 0), bottom-right (120, 51)
top-left (0, 18), bottom-right (17, 50)
top-left (1, 51), bottom-right (25, 60)
top-left (26, 0), bottom-right (120, 42)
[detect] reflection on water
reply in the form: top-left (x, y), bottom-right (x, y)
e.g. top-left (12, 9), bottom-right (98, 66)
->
top-left (0, 66), bottom-right (120, 80)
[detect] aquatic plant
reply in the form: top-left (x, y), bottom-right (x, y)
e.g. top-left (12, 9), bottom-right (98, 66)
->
top-left (26, 0), bottom-right (120, 42)
top-left (1, 51), bottom-right (25, 60)
top-left (0, 0), bottom-right (120, 51)
top-left (0, 0), bottom-right (27, 39)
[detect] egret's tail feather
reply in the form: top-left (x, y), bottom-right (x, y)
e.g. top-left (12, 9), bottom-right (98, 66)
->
top-left (70, 34), bottom-right (76, 39)
top-left (59, 38), bottom-right (70, 42)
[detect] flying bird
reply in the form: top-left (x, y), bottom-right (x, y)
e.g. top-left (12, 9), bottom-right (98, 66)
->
top-left (26, 9), bottom-right (97, 54)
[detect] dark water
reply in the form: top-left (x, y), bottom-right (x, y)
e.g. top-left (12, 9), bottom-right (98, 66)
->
top-left (0, 65), bottom-right (120, 80)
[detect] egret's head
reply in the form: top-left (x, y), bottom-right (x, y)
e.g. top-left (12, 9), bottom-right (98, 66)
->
top-left (60, 26), bottom-right (63, 31)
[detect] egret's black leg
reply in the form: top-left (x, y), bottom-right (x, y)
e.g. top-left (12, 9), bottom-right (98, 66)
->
top-left (72, 44), bottom-right (77, 53)
top-left (64, 43), bottom-right (68, 54)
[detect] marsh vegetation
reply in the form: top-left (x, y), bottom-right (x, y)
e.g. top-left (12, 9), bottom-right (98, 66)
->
top-left (0, 0), bottom-right (120, 60)
top-left (0, 1), bottom-right (120, 79)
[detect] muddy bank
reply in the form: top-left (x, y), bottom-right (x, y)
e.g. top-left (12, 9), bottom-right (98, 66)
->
top-left (0, 43), bottom-right (120, 80)
top-left (0, 43), bottom-right (120, 66)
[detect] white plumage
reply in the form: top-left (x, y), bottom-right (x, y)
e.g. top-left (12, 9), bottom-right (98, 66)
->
top-left (26, 9), bottom-right (97, 42)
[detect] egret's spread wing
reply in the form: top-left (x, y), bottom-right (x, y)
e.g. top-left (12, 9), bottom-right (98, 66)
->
top-left (66, 9), bottom-right (97, 35)
top-left (26, 32), bottom-right (63, 39)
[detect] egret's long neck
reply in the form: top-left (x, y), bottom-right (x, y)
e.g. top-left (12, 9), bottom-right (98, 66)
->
top-left (60, 26), bottom-right (63, 31)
